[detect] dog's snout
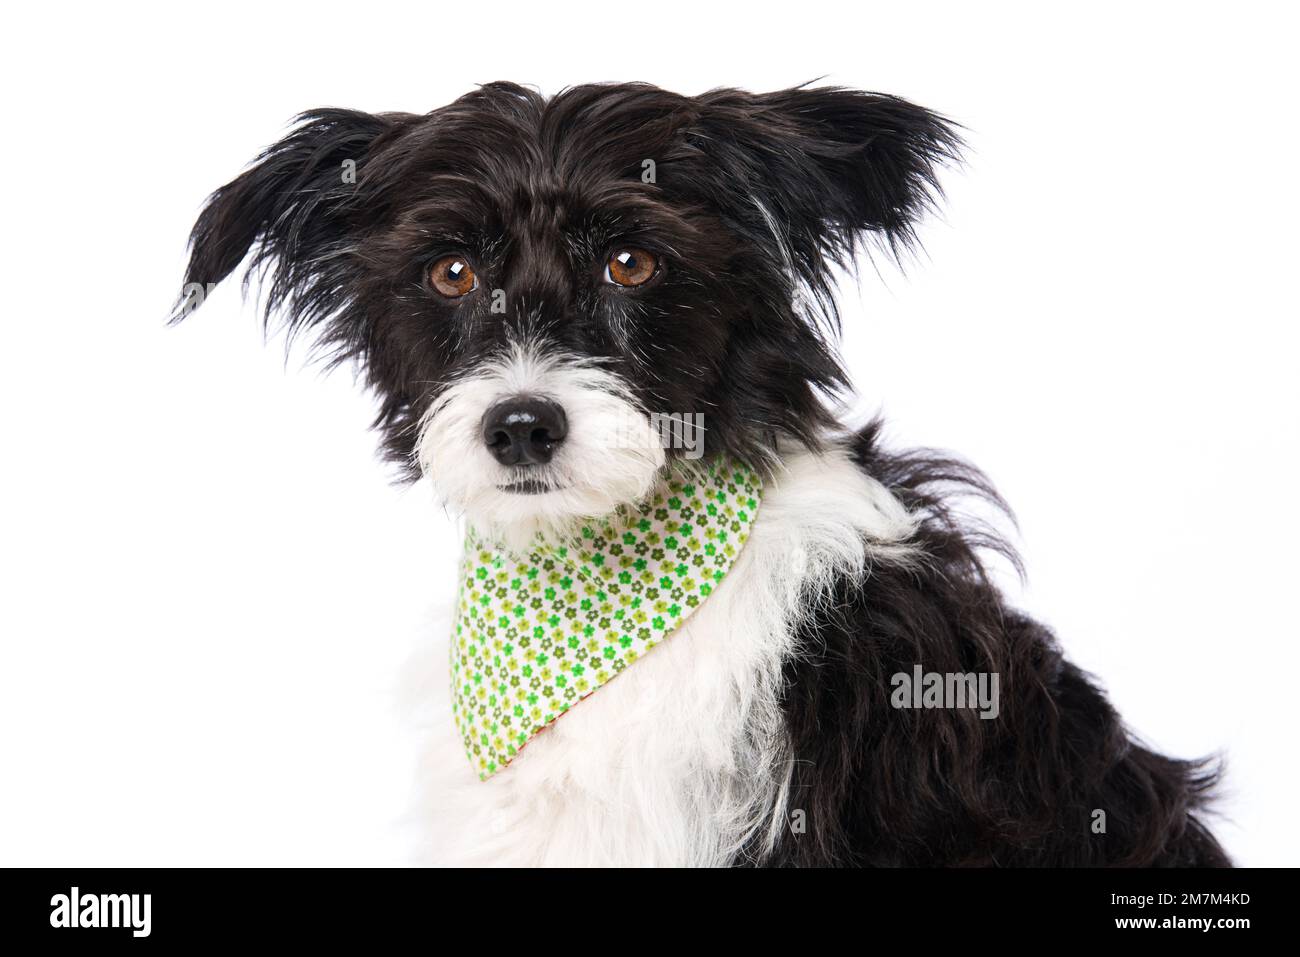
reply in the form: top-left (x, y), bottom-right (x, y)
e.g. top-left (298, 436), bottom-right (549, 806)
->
top-left (481, 396), bottom-right (568, 466)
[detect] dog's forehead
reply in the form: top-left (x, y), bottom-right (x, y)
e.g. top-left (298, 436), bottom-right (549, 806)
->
top-left (387, 144), bottom-right (673, 269)
top-left (359, 86), bottom-right (720, 268)
top-left (404, 86), bottom-right (688, 203)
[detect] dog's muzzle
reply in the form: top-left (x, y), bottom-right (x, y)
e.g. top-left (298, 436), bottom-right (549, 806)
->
top-left (416, 346), bottom-right (666, 530)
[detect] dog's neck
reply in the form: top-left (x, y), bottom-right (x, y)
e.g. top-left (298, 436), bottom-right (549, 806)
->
top-left (450, 457), bottom-right (764, 779)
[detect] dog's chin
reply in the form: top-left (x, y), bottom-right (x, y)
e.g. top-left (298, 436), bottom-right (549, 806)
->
top-left (451, 461), bottom-right (665, 553)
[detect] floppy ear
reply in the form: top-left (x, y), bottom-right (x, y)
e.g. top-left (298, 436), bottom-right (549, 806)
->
top-left (689, 85), bottom-right (962, 292)
top-left (172, 109), bottom-right (406, 328)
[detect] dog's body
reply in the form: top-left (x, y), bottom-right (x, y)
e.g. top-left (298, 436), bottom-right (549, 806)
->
top-left (177, 82), bottom-right (1229, 866)
top-left (420, 436), bottom-right (1227, 866)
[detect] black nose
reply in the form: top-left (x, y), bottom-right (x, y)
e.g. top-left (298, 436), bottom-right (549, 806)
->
top-left (481, 396), bottom-right (568, 466)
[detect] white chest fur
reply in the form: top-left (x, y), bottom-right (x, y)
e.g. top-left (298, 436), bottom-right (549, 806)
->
top-left (416, 447), bottom-right (915, 866)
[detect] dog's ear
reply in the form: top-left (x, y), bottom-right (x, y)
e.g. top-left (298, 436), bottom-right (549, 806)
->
top-left (688, 85), bottom-right (962, 281)
top-left (171, 109), bottom-right (407, 326)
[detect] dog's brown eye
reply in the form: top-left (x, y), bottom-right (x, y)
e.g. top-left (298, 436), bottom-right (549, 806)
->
top-left (429, 255), bottom-right (478, 298)
top-left (605, 248), bottom-right (658, 287)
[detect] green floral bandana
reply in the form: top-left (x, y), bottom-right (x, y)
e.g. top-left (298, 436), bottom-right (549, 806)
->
top-left (450, 459), bottom-right (763, 780)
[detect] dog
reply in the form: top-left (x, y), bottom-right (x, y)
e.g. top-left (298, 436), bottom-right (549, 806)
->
top-left (175, 81), bottom-right (1229, 867)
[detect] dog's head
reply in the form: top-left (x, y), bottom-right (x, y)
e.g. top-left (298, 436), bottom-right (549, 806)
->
top-left (176, 82), bottom-right (958, 536)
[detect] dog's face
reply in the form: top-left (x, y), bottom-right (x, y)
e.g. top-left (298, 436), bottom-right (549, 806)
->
top-left (177, 83), bottom-right (957, 533)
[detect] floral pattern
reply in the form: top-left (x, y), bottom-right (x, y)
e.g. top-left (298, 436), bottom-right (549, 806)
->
top-left (450, 459), bottom-right (763, 780)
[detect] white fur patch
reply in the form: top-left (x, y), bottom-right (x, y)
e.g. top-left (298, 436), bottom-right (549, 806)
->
top-left (411, 445), bottom-right (917, 866)
top-left (415, 344), bottom-right (666, 548)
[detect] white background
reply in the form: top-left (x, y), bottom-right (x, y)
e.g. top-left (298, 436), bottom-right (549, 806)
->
top-left (1, 1), bottom-right (1296, 866)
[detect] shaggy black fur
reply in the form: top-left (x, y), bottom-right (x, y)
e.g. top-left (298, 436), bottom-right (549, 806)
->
top-left (750, 421), bottom-right (1228, 867)
top-left (176, 81), bottom-right (1228, 867)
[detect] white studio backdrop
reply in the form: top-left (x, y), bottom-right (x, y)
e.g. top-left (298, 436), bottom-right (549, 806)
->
top-left (1, 1), bottom-right (1296, 865)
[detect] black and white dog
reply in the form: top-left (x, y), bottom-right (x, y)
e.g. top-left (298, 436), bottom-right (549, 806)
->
top-left (176, 82), bottom-right (1229, 867)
